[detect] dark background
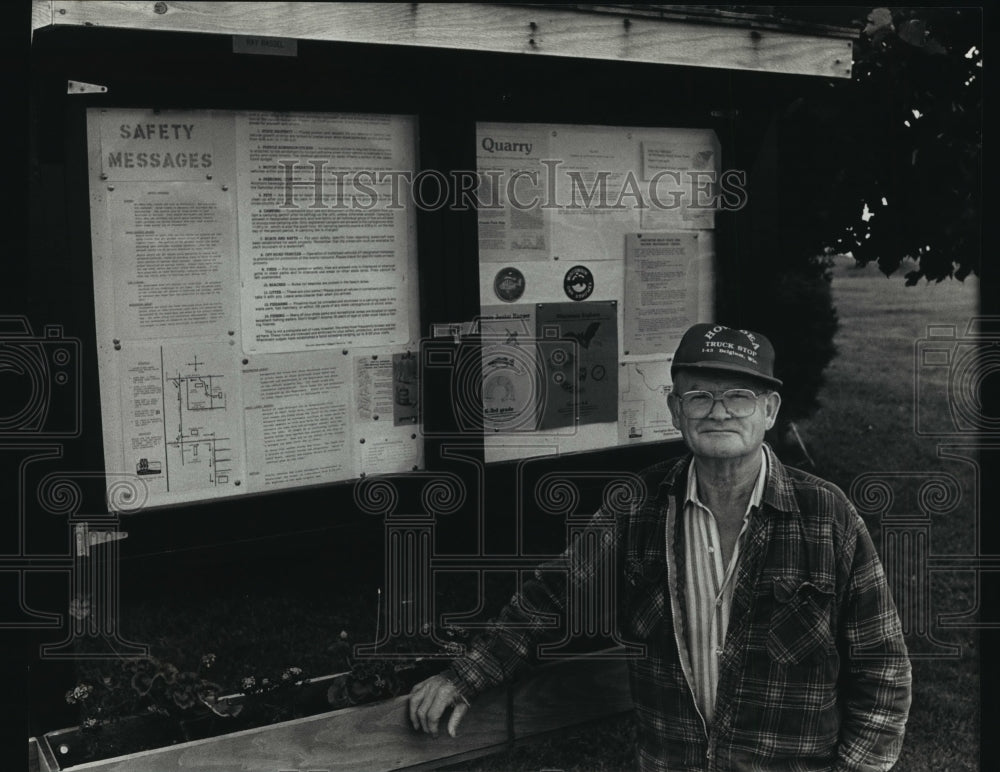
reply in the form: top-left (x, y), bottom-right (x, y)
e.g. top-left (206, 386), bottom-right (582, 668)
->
top-left (3, 4), bottom-right (995, 769)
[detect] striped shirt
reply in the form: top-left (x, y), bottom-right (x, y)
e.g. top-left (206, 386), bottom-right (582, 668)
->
top-left (681, 450), bottom-right (767, 726)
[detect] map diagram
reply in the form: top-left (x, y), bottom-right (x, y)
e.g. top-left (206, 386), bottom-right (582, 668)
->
top-left (164, 354), bottom-right (233, 489)
top-left (619, 359), bottom-right (681, 444)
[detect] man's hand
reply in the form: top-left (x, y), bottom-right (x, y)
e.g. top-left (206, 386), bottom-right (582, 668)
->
top-left (408, 674), bottom-right (470, 738)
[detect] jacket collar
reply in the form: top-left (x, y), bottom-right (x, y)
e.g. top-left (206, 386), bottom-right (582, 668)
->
top-left (760, 443), bottom-right (801, 515)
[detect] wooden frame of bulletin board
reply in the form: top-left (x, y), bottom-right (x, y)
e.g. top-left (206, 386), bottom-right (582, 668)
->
top-left (54, 2), bottom-right (857, 512)
top-left (88, 107), bottom-right (423, 510)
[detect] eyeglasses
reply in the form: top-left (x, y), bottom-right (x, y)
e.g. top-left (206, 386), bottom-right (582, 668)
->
top-left (674, 388), bottom-right (767, 419)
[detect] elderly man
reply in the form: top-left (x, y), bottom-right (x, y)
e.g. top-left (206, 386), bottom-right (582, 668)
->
top-left (409, 323), bottom-right (911, 771)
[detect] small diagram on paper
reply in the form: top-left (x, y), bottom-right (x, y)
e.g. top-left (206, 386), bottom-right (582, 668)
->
top-left (135, 457), bottom-right (162, 476)
top-left (165, 353), bottom-right (233, 487)
top-left (619, 359), bottom-right (681, 444)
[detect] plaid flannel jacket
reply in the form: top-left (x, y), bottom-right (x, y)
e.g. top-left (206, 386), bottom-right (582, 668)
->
top-left (445, 445), bottom-right (912, 771)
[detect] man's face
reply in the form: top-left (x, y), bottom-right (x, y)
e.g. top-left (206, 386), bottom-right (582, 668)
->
top-left (668, 370), bottom-right (781, 461)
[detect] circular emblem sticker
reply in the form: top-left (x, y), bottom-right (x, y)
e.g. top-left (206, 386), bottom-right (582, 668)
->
top-left (563, 265), bottom-right (594, 301)
top-left (493, 267), bottom-right (526, 303)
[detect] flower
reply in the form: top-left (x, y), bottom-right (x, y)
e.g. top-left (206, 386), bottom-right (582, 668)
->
top-left (131, 671), bottom-right (159, 696)
top-left (66, 683), bottom-right (93, 704)
top-left (124, 656), bottom-right (160, 674)
top-left (194, 680), bottom-right (221, 703)
top-left (443, 624), bottom-right (469, 638)
top-left (198, 684), bottom-right (243, 718)
top-left (339, 630), bottom-right (349, 640)
top-left (128, 657), bottom-right (162, 695)
top-left (200, 653), bottom-right (216, 669)
top-left (168, 670), bottom-right (202, 709)
top-left (281, 666), bottom-right (303, 682)
top-left (68, 596), bottom-right (91, 620)
top-left (240, 676), bottom-right (256, 692)
top-left (159, 662), bottom-right (179, 684)
top-left (171, 687), bottom-right (196, 710)
top-left (327, 677), bottom-right (349, 707)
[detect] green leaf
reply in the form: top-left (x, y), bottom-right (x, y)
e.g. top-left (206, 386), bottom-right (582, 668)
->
top-left (923, 37), bottom-right (947, 55)
top-left (898, 19), bottom-right (927, 47)
top-left (864, 8), bottom-right (895, 38)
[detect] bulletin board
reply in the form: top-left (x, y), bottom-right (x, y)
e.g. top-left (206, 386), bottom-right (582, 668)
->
top-left (474, 122), bottom-right (721, 463)
top-left (88, 108), bottom-right (422, 509)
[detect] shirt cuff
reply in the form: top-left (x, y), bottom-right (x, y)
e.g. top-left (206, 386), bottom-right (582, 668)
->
top-left (439, 663), bottom-right (482, 702)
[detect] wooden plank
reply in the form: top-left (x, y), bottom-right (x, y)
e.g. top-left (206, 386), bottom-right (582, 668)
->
top-left (28, 737), bottom-right (57, 772)
top-left (52, 688), bottom-right (509, 772)
top-left (34, 653), bottom-right (637, 771)
top-left (30, 0), bottom-right (53, 40)
top-left (511, 655), bottom-right (633, 738)
top-left (582, 4), bottom-right (858, 37)
top-left (36, 2), bottom-right (854, 79)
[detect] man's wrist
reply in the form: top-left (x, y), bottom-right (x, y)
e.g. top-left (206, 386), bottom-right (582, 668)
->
top-left (439, 664), bottom-right (479, 702)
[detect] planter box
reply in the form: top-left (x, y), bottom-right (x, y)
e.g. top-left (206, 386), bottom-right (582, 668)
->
top-left (31, 655), bottom-right (632, 772)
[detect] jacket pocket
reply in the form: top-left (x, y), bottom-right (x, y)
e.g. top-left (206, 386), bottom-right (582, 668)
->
top-left (765, 576), bottom-right (835, 665)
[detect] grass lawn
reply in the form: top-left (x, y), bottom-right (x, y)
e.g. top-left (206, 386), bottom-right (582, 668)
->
top-left (797, 258), bottom-right (981, 772)
top-left (449, 257), bottom-right (982, 771)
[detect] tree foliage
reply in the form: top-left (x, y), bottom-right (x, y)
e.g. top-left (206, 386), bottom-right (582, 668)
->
top-left (788, 7), bottom-right (982, 284)
top-left (741, 7), bottom-right (980, 430)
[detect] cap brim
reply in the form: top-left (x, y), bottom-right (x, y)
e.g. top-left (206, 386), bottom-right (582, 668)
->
top-left (673, 361), bottom-right (783, 389)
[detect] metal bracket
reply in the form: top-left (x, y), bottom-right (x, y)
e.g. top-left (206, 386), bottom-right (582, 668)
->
top-left (74, 523), bottom-right (127, 557)
top-left (66, 80), bottom-right (108, 95)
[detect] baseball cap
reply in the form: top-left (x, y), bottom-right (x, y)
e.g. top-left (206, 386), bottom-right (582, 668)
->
top-left (671, 323), bottom-right (782, 388)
